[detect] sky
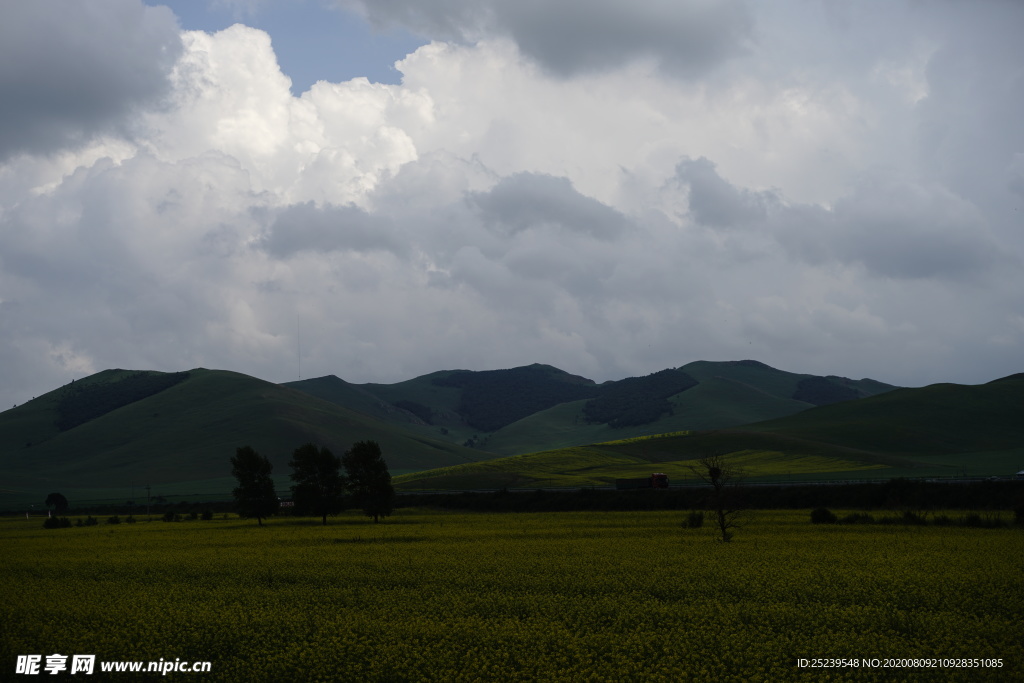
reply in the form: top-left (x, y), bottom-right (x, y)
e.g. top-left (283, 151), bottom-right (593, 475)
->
top-left (1, 0), bottom-right (1022, 410)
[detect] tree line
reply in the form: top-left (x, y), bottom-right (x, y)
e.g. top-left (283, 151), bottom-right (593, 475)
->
top-left (231, 440), bottom-right (394, 526)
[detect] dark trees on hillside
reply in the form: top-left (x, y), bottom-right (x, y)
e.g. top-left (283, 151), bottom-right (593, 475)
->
top-left (433, 366), bottom-right (598, 432)
top-left (45, 492), bottom-right (69, 514)
top-left (55, 371), bottom-right (190, 431)
top-left (290, 443), bottom-right (346, 525)
top-left (342, 440), bottom-right (394, 523)
top-left (582, 369), bottom-right (698, 428)
top-left (231, 446), bottom-right (279, 526)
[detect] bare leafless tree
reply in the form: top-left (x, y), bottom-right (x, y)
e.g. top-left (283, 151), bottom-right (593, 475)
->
top-left (689, 455), bottom-right (746, 542)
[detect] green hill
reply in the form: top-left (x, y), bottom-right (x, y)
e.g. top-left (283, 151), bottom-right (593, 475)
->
top-left (293, 363), bottom-right (603, 449)
top-left (477, 361), bottom-right (895, 455)
top-left (0, 369), bottom-right (490, 509)
top-left (679, 359), bottom-right (894, 404)
top-left (395, 374), bottom-right (1024, 489)
top-left (280, 375), bottom-right (427, 427)
top-left (0, 359), bottom-right (911, 508)
top-left (290, 360), bottom-right (898, 456)
top-left (739, 374), bottom-right (1024, 454)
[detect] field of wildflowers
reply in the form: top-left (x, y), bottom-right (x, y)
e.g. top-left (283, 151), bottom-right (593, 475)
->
top-left (1, 509), bottom-right (1020, 681)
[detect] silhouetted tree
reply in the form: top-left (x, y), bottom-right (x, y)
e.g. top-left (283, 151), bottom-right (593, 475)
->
top-left (689, 455), bottom-right (746, 542)
top-left (290, 443), bottom-right (345, 525)
top-left (342, 440), bottom-right (394, 523)
top-left (231, 446), bottom-right (279, 526)
top-left (45, 492), bottom-right (69, 514)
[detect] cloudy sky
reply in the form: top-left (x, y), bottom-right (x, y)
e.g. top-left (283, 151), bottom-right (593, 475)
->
top-left (1, 0), bottom-right (1022, 409)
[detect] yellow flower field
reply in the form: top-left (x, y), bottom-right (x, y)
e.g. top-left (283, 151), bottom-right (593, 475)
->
top-left (1, 510), bottom-right (1021, 681)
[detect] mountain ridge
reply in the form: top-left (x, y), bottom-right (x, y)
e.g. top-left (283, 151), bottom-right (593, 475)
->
top-left (0, 359), bottom-right (914, 507)
top-left (394, 372), bottom-right (1024, 489)
top-left (287, 359), bottom-right (898, 454)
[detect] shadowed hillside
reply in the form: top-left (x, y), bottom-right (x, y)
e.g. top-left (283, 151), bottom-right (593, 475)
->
top-left (290, 360), bottom-right (898, 456)
top-left (395, 374), bottom-right (1024, 489)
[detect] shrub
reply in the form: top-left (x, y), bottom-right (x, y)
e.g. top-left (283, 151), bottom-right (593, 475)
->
top-left (682, 511), bottom-right (704, 529)
top-left (839, 513), bottom-right (875, 525)
top-left (1013, 502), bottom-right (1024, 527)
top-left (187, 511), bottom-right (198, 521)
top-left (84, 516), bottom-right (98, 526)
top-left (810, 508), bottom-right (838, 524)
top-left (125, 516), bottom-right (136, 524)
top-left (961, 513), bottom-right (1006, 529)
top-left (201, 509), bottom-right (213, 521)
top-left (107, 515), bottom-right (121, 525)
top-left (43, 517), bottom-right (62, 529)
top-left (162, 511), bottom-right (180, 522)
top-left (901, 511), bottom-right (927, 525)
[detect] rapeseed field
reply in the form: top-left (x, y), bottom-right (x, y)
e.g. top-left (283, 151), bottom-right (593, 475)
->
top-left (1, 510), bottom-right (1020, 681)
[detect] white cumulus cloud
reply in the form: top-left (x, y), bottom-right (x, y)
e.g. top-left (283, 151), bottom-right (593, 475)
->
top-left (1, 0), bottom-right (1023, 412)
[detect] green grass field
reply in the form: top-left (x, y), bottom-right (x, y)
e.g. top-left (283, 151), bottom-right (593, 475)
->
top-left (1, 510), bottom-right (1020, 681)
top-left (392, 438), bottom-right (1020, 491)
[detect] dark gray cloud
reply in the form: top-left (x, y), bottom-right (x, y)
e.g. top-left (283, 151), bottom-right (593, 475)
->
top-left (912, 1), bottom-right (1024, 244)
top-left (338, 0), bottom-right (751, 77)
top-left (0, 0), bottom-right (181, 159)
top-left (674, 157), bottom-right (776, 227)
top-left (675, 158), bottom-right (1002, 280)
top-left (826, 178), bottom-right (1001, 280)
top-left (493, 0), bottom-right (751, 77)
top-left (468, 172), bottom-right (629, 239)
top-left (261, 202), bottom-right (405, 257)
top-left (774, 178), bottom-right (1000, 281)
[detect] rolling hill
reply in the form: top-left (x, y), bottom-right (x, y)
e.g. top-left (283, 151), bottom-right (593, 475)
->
top-left (0, 359), bottom-right (908, 508)
top-left (288, 360), bottom-right (897, 455)
top-left (394, 373), bottom-right (1024, 489)
top-left (0, 368), bottom-right (489, 509)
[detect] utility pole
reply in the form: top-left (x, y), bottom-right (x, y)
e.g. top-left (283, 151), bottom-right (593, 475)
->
top-left (146, 484), bottom-right (151, 521)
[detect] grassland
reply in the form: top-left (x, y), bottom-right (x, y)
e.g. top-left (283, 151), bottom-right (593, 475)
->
top-left (1, 510), bottom-right (1020, 681)
top-left (394, 442), bottom-right (893, 490)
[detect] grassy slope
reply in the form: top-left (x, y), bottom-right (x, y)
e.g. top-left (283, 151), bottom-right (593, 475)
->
top-left (481, 365), bottom-right (883, 456)
top-left (396, 376), bottom-right (1024, 489)
top-left (360, 371), bottom-right (464, 415)
top-left (0, 369), bottom-right (490, 507)
top-left (740, 376), bottom-right (1024, 454)
top-left (281, 375), bottom-right (424, 427)
top-left (667, 376), bottom-right (812, 428)
top-left (0, 369), bottom-right (146, 453)
top-left (679, 359), bottom-right (897, 398)
top-left (285, 361), bottom-right (900, 457)
top-left (680, 359), bottom-right (809, 396)
top-left (393, 444), bottom-right (894, 490)
top-left (482, 377), bottom-right (812, 456)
